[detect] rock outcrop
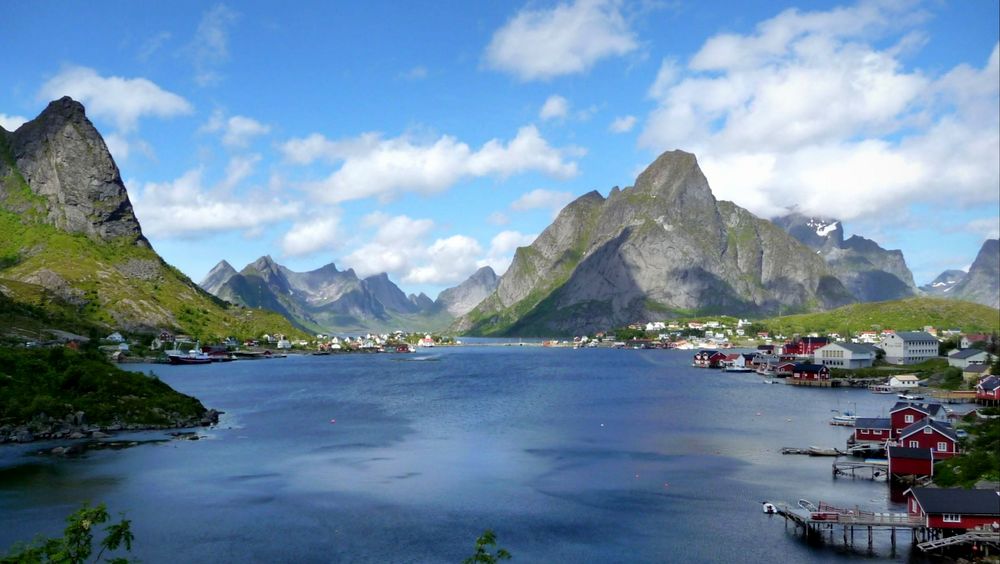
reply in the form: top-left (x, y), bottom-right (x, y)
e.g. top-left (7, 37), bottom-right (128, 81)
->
top-left (435, 266), bottom-right (499, 316)
top-left (772, 213), bottom-right (916, 302)
top-left (950, 239), bottom-right (1000, 309)
top-left (457, 150), bottom-right (856, 336)
top-left (200, 260), bottom-right (238, 296)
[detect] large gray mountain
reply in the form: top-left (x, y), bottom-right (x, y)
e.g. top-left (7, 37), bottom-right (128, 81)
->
top-left (771, 213), bottom-right (916, 302)
top-left (200, 260), bottom-right (238, 296)
top-left (949, 239), bottom-right (999, 309)
top-left (435, 266), bottom-right (499, 316)
top-left (920, 269), bottom-right (967, 296)
top-left (202, 257), bottom-right (454, 332)
top-left (456, 150), bottom-right (856, 336)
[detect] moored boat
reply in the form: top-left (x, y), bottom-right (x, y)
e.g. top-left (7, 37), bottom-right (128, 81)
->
top-left (868, 384), bottom-right (893, 394)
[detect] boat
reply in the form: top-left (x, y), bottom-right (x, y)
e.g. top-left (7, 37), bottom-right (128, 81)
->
top-left (868, 384), bottom-right (893, 394)
top-left (762, 502), bottom-right (777, 514)
top-left (807, 446), bottom-right (842, 456)
top-left (898, 392), bottom-right (924, 400)
top-left (166, 349), bottom-right (212, 365)
top-left (829, 413), bottom-right (857, 426)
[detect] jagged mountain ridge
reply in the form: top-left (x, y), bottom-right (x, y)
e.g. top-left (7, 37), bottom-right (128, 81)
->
top-left (949, 239), bottom-right (999, 309)
top-left (0, 97), bottom-right (303, 338)
top-left (771, 213), bottom-right (917, 302)
top-left (456, 150), bottom-right (857, 336)
top-left (920, 269), bottom-right (967, 296)
top-left (435, 266), bottom-right (499, 316)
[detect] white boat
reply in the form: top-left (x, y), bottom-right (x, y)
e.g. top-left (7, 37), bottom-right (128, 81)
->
top-left (898, 393), bottom-right (924, 400)
top-left (762, 502), bottom-right (777, 514)
top-left (830, 413), bottom-right (857, 426)
top-left (869, 384), bottom-right (893, 394)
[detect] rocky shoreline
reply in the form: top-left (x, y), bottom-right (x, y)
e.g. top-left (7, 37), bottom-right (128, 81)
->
top-left (0, 408), bottom-right (222, 444)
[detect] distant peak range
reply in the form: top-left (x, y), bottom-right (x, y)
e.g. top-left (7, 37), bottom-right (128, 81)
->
top-left (199, 257), bottom-right (498, 333)
top-left (924, 239), bottom-right (999, 309)
top-left (770, 212), bottom-right (917, 302)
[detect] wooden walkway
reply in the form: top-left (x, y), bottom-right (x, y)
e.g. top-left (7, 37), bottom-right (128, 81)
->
top-left (833, 460), bottom-right (888, 481)
top-left (917, 530), bottom-right (1000, 551)
top-left (770, 500), bottom-right (921, 551)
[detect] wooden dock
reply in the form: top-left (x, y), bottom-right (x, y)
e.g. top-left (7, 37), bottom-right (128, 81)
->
top-left (832, 460), bottom-right (888, 480)
top-left (770, 500), bottom-right (922, 551)
top-left (929, 390), bottom-right (977, 404)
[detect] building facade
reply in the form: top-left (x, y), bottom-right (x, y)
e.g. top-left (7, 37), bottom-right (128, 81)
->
top-left (879, 331), bottom-right (938, 365)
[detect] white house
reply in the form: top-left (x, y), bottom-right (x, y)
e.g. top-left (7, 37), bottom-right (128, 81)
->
top-left (879, 332), bottom-right (938, 365)
top-left (947, 348), bottom-right (991, 369)
top-left (816, 342), bottom-right (878, 369)
top-left (889, 374), bottom-right (921, 389)
top-left (105, 332), bottom-right (125, 343)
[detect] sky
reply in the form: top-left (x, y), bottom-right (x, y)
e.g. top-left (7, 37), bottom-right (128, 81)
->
top-left (2, 0), bottom-right (998, 299)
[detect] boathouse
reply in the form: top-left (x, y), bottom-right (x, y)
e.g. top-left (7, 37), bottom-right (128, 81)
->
top-left (854, 418), bottom-right (892, 443)
top-left (887, 446), bottom-right (933, 479)
top-left (896, 419), bottom-right (958, 459)
top-left (693, 350), bottom-right (726, 368)
top-left (791, 363), bottom-right (829, 380)
top-left (976, 375), bottom-right (1000, 405)
top-left (889, 402), bottom-right (947, 436)
top-left (906, 488), bottom-right (1000, 530)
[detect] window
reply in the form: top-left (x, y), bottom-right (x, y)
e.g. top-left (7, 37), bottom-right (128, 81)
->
top-left (905, 414), bottom-right (914, 423)
top-left (937, 442), bottom-right (948, 452)
top-left (943, 514), bottom-right (961, 523)
top-left (909, 440), bottom-right (919, 448)
top-left (860, 429), bottom-right (868, 435)
top-left (924, 428), bottom-right (933, 434)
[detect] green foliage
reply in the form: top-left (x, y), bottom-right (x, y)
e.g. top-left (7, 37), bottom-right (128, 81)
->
top-left (614, 327), bottom-right (648, 341)
top-left (938, 367), bottom-right (965, 390)
top-left (1, 502), bottom-right (134, 563)
top-left (761, 297), bottom-right (1000, 336)
top-left (463, 530), bottom-right (511, 564)
top-left (933, 409), bottom-right (1000, 488)
top-left (0, 346), bottom-right (205, 426)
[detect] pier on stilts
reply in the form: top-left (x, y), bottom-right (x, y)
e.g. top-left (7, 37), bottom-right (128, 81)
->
top-left (768, 500), bottom-right (922, 553)
top-left (832, 460), bottom-right (888, 481)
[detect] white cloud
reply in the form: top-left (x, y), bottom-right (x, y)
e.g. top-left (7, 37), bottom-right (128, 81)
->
top-left (961, 217), bottom-right (1000, 240)
top-left (404, 235), bottom-right (484, 284)
top-left (540, 95), bottom-right (570, 120)
top-left (478, 230), bottom-right (537, 275)
top-left (284, 125), bottom-right (580, 203)
top-left (202, 110), bottom-right (270, 147)
top-left (39, 66), bottom-right (193, 132)
top-left (608, 115), bottom-right (637, 133)
top-left (639, 2), bottom-right (999, 223)
top-left (137, 31), bottom-right (172, 61)
top-left (280, 215), bottom-right (341, 257)
top-left (219, 154), bottom-right (261, 191)
top-left (189, 4), bottom-right (238, 86)
top-left (0, 113), bottom-right (28, 131)
top-left (510, 188), bottom-right (574, 217)
top-left (485, 0), bottom-right (638, 81)
top-left (130, 164), bottom-right (299, 238)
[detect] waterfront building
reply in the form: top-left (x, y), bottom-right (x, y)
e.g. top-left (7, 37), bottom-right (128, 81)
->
top-left (947, 348), bottom-right (991, 369)
top-left (896, 419), bottom-right (958, 459)
top-left (879, 331), bottom-right (938, 365)
top-left (887, 446), bottom-right (934, 479)
top-left (906, 488), bottom-right (1000, 530)
top-left (889, 402), bottom-right (947, 436)
top-left (816, 342), bottom-right (878, 368)
top-left (854, 418), bottom-right (892, 444)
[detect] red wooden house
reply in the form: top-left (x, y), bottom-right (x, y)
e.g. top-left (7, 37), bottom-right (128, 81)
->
top-left (976, 375), bottom-right (1000, 404)
top-left (693, 350), bottom-right (726, 368)
top-left (782, 337), bottom-right (830, 356)
top-left (889, 402), bottom-right (947, 436)
top-left (775, 361), bottom-right (797, 376)
top-left (906, 488), bottom-right (1000, 530)
top-left (887, 446), bottom-right (933, 479)
top-left (853, 418), bottom-right (892, 443)
top-left (896, 419), bottom-right (959, 459)
top-left (791, 363), bottom-right (830, 380)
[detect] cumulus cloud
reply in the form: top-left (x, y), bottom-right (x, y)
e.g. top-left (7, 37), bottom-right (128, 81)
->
top-left (202, 110), bottom-right (271, 147)
top-left (188, 4), bottom-right (239, 86)
top-left (130, 158), bottom-right (298, 238)
top-left (39, 66), bottom-right (193, 132)
top-left (282, 125), bottom-right (580, 203)
top-left (510, 188), bottom-right (574, 217)
top-left (280, 214), bottom-right (341, 257)
top-left (639, 2), bottom-right (999, 223)
top-left (485, 0), bottom-right (638, 81)
top-left (478, 230), bottom-right (537, 274)
top-left (540, 95), bottom-right (570, 120)
top-left (608, 115), bottom-right (636, 133)
top-left (0, 113), bottom-right (28, 131)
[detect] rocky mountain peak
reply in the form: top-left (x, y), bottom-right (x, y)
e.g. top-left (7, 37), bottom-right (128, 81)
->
top-left (632, 150), bottom-right (712, 202)
top-left (1, 96), bottom-right (147, 246)
top-left (199, 260), bottom-right (238, 296)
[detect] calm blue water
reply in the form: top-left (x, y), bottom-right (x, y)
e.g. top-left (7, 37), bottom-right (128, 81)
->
top-left (0, 348), bottom-right (927, 562)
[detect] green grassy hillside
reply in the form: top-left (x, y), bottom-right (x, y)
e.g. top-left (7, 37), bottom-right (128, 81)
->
top-left (762, 297), bottom-right (999, 335)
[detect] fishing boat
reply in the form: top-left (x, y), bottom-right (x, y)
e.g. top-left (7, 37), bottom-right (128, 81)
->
top-left (897, 392), bottom-right (924, 400)
top-left (829, 411), bottom-right (858, 426)
top-left (868, 384), bottom-right (893, 394)
top-left (166, 349), bottom-right (212, 365)
top-left (807, 446), bottom-right (842, 456)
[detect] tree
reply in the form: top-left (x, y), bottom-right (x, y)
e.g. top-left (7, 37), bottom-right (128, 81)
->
top-left (2, 503), bottom-right (134, 563)
top-left (463, 530), bottom-right (511, 564)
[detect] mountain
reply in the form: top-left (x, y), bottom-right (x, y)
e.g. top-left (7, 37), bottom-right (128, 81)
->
top-left (205, 257), bottom-right (454, 333)
top-left (200, 260), bottom-right (238, 296)
top-left (435, 266), bottom-right (499, 316)
top-left (763, 297), bottom-right (999, 336)
top-left (920, 269), bottom-right (967, 296)
top-left (0, 97), bottom-right (303, 339)
top-left (771, 213), bottom-right (916, 302)
top-left (456, 150), bottom-right (856, 336)
top-left (949, 239), bottom-right (999, 309)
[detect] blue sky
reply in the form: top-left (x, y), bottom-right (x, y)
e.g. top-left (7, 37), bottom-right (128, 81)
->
top-left (2, 0), bottom-right (998, 298)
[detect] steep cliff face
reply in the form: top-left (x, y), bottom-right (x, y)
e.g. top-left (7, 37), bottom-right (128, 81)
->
top-left (457, 150), bottom-right (855, 336)
top-left (772, 213), bottom-right (916, 302)
top-left (950, 239), bottom-right (1000, 309)
top-left (435, 266), bottom-right (499, 316)
top-left (200, 260), bottom-right (238, 296)
top-left (1, 97), bottom-right (147, 245)
top-left (0, 98), bottom-right (302, 338)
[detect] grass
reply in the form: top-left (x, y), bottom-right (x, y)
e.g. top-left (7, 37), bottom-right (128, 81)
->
top-left (761, 297), bottom-right (1000, 335)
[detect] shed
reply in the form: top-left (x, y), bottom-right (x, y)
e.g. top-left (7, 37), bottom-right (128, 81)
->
top-left (887, 446), bottom-right (933, 478)
top-left (906, 488), bottom-right (1000, 530)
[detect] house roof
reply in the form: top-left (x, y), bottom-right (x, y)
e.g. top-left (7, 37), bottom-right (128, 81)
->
top-left (964, 364), bottom-right (990, 374)
top-left (891, 375), bottom-right (920, 382)
top-left (978, 375), bottom-right (1000, 391)
top-left (909, 488), bottom-right (1000, 515)
top-left (856, 417), bottom-right (891, 430)
top-left (951, 348), bottom-right (989, 360)
top-left (792, 363), bottom-right (827, 372)
top-left (890, 402), bottom-right (945, 416)
top-left (890, 331), bottom-right (937, 342)
top-left (889, 446), bottom-right (933, 460)
top-left (899, 419), bottom-right (958, 442)
top-left (822, 342), bottom-right (878, 354)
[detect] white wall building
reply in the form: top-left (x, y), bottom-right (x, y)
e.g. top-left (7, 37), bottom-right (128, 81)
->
top-left (879, 332), bottom-right (938, 365)
top-left (816, 342), bottom-right (878, 369)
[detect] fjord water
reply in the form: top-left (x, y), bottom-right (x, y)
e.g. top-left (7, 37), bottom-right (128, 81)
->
top-left (1, 348), bottom-right (922, 562)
